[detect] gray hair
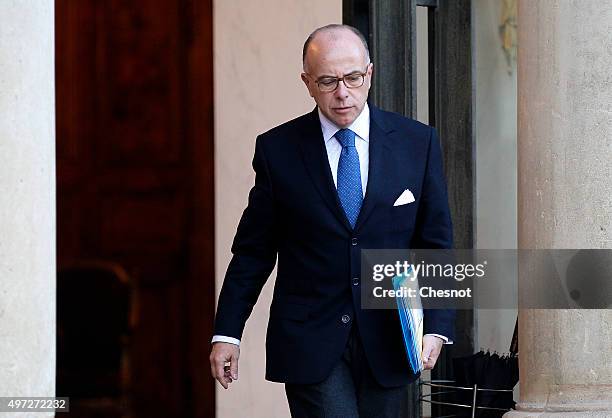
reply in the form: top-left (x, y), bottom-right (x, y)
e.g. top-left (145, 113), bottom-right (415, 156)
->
top-left (302, 24), bottom-right (370, 70)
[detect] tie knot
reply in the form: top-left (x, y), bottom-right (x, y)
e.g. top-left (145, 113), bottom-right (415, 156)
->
top-left (335, 129), bottom-right (356, 148)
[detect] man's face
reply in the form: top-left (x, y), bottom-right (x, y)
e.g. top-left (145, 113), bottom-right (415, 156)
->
top-left (301, 30), bottom-right (373, 128)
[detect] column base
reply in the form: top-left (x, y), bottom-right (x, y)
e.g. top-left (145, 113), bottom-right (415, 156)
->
top-left (504, 410), bottom-right (612, 418)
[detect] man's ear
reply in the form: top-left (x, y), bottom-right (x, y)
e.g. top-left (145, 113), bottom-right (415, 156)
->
top-left (301, 73), bottom-right (314, 98)
top-left (365, 63), bottom-right (374, 88)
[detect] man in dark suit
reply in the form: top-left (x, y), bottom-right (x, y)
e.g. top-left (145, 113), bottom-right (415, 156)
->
top-left (210, 24), bottom-right (454, 418)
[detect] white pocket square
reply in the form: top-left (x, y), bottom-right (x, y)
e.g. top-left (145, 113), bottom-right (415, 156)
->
top-left (393, 189), bottom-right (415, 206)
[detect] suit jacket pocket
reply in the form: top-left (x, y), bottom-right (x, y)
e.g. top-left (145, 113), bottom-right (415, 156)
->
top-left (389, 203), bottom-right (417, 232)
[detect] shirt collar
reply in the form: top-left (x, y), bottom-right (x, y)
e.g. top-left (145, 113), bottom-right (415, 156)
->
top-left (318, 102), bottom-right (370, 144)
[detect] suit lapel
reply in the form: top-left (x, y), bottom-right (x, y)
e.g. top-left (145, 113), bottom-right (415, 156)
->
top-left (354, 106), bottom-right (394, 232)
top-left (298, 108), bottom-right (353, 232)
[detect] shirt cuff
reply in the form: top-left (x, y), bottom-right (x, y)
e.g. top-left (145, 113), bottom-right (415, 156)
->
top-left (424, 333), bottom-right (453, 344)
top-left (212, 335), bottom-right (241, 346)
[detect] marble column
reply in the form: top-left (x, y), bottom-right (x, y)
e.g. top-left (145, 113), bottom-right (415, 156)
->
top-left (505, 1), bottom-right (612, 417)
top-left (0, 1), bottom-right (56, 416)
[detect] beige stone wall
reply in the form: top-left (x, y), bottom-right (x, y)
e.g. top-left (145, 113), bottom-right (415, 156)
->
top-left (213, 2), bottom-right (341, 417)
top-left (0, 1), bottom-right (56, 416)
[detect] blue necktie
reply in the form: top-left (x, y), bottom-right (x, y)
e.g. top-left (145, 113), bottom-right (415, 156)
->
top-left (335, 128), bottom-right (363, 228)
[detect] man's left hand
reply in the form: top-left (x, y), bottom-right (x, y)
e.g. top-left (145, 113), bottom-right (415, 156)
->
top-left (422, 335), bottom-right (444, 370)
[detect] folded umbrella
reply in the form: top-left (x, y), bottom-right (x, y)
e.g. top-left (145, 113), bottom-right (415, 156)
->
top-left (450, 318), bottom-right (519, 417)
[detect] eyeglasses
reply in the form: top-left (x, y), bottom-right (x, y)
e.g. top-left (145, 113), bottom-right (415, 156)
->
top-left (307, 64), bottom-right (370, 93)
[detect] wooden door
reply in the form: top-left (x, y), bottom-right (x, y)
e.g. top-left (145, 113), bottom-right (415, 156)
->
top-left (55, 1), bottom-right (214, 417)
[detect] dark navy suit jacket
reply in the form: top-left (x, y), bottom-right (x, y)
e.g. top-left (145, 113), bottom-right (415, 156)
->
top-left (214, 104), bottom-right (455, 388)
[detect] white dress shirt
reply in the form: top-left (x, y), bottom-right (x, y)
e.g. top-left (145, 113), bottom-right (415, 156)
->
top-left (213, 104), bottom-right (451, 346)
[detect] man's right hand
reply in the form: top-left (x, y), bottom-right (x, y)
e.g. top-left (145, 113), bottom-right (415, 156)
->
top-left (209, 342), bottom-right (240, 389)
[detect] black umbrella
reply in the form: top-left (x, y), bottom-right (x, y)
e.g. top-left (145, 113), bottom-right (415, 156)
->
top-left (449, 318), bottom-right (519, 417)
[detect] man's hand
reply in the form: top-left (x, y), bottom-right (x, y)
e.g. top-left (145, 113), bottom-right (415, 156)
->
top-left (209, 342), bottom-right (240, 389)
top-left (422, 335), bottom-right (444, 370)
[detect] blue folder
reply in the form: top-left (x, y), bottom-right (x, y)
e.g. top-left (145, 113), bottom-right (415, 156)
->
top-left (392, 268), bottom-right (424, 374)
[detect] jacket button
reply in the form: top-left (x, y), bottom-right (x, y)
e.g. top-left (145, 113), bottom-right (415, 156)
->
top-left (351, 237), bottom-right (358, 246)
top-left (341, 314), bottom-right (351, 324)
top-left (352, 277), bottom-right (360, 286)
